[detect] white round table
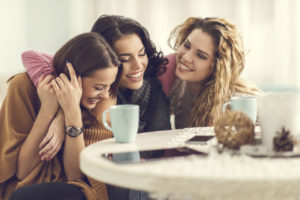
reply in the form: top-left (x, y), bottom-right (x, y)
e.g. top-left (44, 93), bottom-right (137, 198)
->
top-left (80, 127), bottom-right (300, 200)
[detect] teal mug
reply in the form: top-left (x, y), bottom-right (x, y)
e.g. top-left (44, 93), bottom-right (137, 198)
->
top-left (102, 104), bottom-right (139, 143)
top-left (222, 96), bottom-right (257, 124)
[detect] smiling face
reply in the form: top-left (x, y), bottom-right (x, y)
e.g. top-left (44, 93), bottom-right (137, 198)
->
top-left (176, 29), bottom-right (215, 83)
top-left (80, 66), bottom-right (118, 110)
top-left (113, 33), bottom-right (148, 90)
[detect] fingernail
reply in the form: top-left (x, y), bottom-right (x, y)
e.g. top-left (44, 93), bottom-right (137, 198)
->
top-left (66, 61), bottom-right (70, 64)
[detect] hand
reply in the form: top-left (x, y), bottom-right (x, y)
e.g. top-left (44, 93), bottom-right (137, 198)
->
top-left (51, 62), bottom-right (83, 126)
top-left (39, 109), bottom-right (65, 161)
top-left (37, 74), bottom-right (59, 117)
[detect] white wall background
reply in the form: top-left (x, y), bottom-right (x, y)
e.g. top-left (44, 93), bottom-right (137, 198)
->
top-left (1, 0), bottom-right (300, 90)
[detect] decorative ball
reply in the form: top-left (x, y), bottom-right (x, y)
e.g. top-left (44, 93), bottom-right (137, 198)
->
top-left (214, 110), bottom-right (255, 149)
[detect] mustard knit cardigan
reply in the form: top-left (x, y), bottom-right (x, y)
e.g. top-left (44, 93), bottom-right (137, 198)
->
top-left (0, 73), bottom-right (113, 200)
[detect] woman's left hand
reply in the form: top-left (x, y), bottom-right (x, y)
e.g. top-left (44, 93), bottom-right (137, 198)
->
top-left (51, 62), bottom-right (82, 125)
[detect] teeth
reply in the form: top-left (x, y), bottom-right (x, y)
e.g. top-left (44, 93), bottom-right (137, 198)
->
top-left (127, 72), bottom-right (142, 78)
top-left (181, 63), bottom-right (193, 71)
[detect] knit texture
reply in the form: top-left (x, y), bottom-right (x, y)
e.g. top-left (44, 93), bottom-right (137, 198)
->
top-left (0, 73), bottom-right (112, 200)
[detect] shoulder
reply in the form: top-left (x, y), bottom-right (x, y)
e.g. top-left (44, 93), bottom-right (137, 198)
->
top-left (7, 73), bottom-right (36, 97)
top-left (9, 73), bottom-right (33, 87)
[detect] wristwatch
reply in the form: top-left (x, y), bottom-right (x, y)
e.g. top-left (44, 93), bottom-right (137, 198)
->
top-left (65, 126), bottom-right (83, 137)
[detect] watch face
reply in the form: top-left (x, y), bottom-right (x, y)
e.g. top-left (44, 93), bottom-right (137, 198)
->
top-left (69, 127), bottom-right (77, 137)
top-left (66, 127), bottom-right (82, 137)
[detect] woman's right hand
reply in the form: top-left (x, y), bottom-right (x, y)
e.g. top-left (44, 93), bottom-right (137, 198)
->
top-left (51, 62), bottom-right (82, 126)
top-left (37, 74), bottom-right (59, 117)
top-left (39, 109), bottom-right (65, 161)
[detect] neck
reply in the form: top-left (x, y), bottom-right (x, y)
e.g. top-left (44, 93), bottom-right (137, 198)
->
top-left (186, 81), bottom-right (203, 95)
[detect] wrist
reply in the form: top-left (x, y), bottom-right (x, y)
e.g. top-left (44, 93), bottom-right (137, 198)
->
top-left (64, 111), bottom-right (82, 127)
top-left (39, 106), bottom-right (56, 121)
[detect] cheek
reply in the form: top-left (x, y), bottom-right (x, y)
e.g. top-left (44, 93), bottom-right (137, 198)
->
top-left (142, 56), bottom-right (149, 68)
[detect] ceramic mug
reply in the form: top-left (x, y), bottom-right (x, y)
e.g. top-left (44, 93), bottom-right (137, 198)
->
top-left (222, 96), bottom-right (257, 124)
top-left (257, 92), bottom-right (300, 152)
top-left (102, 104), bottom-right (139, 143)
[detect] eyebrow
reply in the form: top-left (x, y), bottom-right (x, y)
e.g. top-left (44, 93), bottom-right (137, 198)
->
top-left (118, 47), bottom-right (145, 57)
top-left (186, 39), bottom-right (211, 58)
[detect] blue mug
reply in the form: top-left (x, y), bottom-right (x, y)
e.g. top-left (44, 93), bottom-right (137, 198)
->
top-left (223, 96), bottom-right (257, 124)
top-left (102, 104), bottom-right (139, 143)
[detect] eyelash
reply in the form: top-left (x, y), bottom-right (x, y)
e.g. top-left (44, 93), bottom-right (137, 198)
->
top-left (184, 41), bottom-right (207, 60)
top-left (95, 87), bottom-right (104, 91)
top-left (119, 51), bottom-right (146, 63)
top-left (183, 42), bottom-right (190, 49)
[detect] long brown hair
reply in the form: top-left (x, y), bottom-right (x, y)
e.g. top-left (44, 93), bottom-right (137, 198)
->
top-left (53, 32), bottom-right (121, 97)
top-left (169, 17), bottom-right (260, 126)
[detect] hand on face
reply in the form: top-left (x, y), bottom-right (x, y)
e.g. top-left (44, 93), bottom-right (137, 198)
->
top-left (37, 74), bottom-right (59, 117)
top-left (51, 62), bottom-right (82, 118)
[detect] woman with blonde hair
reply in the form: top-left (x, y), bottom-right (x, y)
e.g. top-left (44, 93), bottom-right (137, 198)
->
top-left (160, 17), bottom-right (260, 128)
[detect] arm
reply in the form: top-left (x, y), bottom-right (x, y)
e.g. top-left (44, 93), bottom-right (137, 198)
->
top-left (158, 53), bottom-right (177, 97)
top-left (39, 109), bottom-right (65, 161)
top-left (52, 63), bottom-right (85, 181)
top-left (16, 75), bottom-right (59, 180)
top-left (22, 50), bottom-right (65, 161)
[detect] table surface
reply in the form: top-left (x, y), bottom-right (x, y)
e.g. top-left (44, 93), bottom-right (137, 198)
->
top-left (80, 127), bottom-right (300, 200)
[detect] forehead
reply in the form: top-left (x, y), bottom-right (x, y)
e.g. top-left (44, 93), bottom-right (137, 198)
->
top-left (113, 33), bottom-right (144, 54)
top-left (186, 29), bottom-right (215, 56)
top-left (83, 67), bottom-right (118, 84)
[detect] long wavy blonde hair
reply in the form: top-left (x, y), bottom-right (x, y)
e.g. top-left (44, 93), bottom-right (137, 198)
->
top-left (169, 17), bottom-right (260, 126)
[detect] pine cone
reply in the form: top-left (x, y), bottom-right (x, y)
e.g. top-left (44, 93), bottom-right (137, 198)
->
top-left (273, 127), bottom-right (294, 152)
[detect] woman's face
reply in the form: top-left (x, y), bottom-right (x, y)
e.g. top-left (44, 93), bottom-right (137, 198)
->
top-left (113, 33), bottom-right (148, 90)
top-left (80, 66), bottom-right (118, 110)
top-left (176, 28), bottom-right (215, 83)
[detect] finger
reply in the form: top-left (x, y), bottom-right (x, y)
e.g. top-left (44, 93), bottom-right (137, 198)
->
top-left (39, 132), bottom-right (52, 149)
top-left (55, 77), bottom-right (65, 88)
top-left (45, 146), bottom-right (61, 161)
top-left (77, 76), bottom-right (82, 90)
top-left (43, 75), bottom-right (54, 84)
top-left (38, 74), bottom-right (45, 85)
top-left (51, 79), bottom-right (61, 94)
top-left (59, 73), bottom-right (70, 85)
top-left (66, 62), bottom-right (77, 86)
top-left (39, 141), bottom-right (55, 160)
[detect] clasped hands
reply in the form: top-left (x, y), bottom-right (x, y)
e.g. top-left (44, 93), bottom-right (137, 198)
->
top-left (37, 62), bottom-right (82, 161)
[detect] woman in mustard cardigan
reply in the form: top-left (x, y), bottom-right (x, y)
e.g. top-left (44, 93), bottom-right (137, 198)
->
top-left (0, 32), bottom-right (120, 200)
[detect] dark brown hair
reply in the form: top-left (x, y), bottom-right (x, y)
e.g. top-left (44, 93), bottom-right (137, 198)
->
top-left (53, 32), bottom-right (121, 97)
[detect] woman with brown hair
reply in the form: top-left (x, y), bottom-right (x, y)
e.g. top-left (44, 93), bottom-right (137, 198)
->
top-left (160, 17), bottom-right (261, 128)
top-left (0, 32), bottom-right (120, 200)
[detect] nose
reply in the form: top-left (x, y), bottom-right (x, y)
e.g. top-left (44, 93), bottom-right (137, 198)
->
top-left (131, 57), bottom-right (143, 70)
top-left (102, 87), bottom-right (110, 99)
top-left (182, 49), bottom-right (193, 63)
top-left (97, 87), bottom-right (110, 100)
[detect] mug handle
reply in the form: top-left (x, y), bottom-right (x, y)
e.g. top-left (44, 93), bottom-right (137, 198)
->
top-left (102, 109), bottom-right (112, 131)
top-left (222, 102), bottom-right (231, 113)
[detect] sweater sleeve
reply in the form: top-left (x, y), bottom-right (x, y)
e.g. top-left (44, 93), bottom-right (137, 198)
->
top-left (158, 53), bottom-right (177, 97)
top-left (0, 73), bottom-right (40, 183)
top-left (21, 50), bottom-right (55, 87)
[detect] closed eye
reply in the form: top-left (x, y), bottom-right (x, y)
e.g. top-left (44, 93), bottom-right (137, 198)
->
top-left (94, 86), bottom-right (105, 91)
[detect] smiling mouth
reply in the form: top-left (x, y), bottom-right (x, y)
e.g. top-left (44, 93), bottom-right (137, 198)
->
top-left (126, 71), bottom-right (143, 82)
top-left (179, 62), bottom-right (194, 72)
top-left (88, 98), bottom-right (101, 105)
